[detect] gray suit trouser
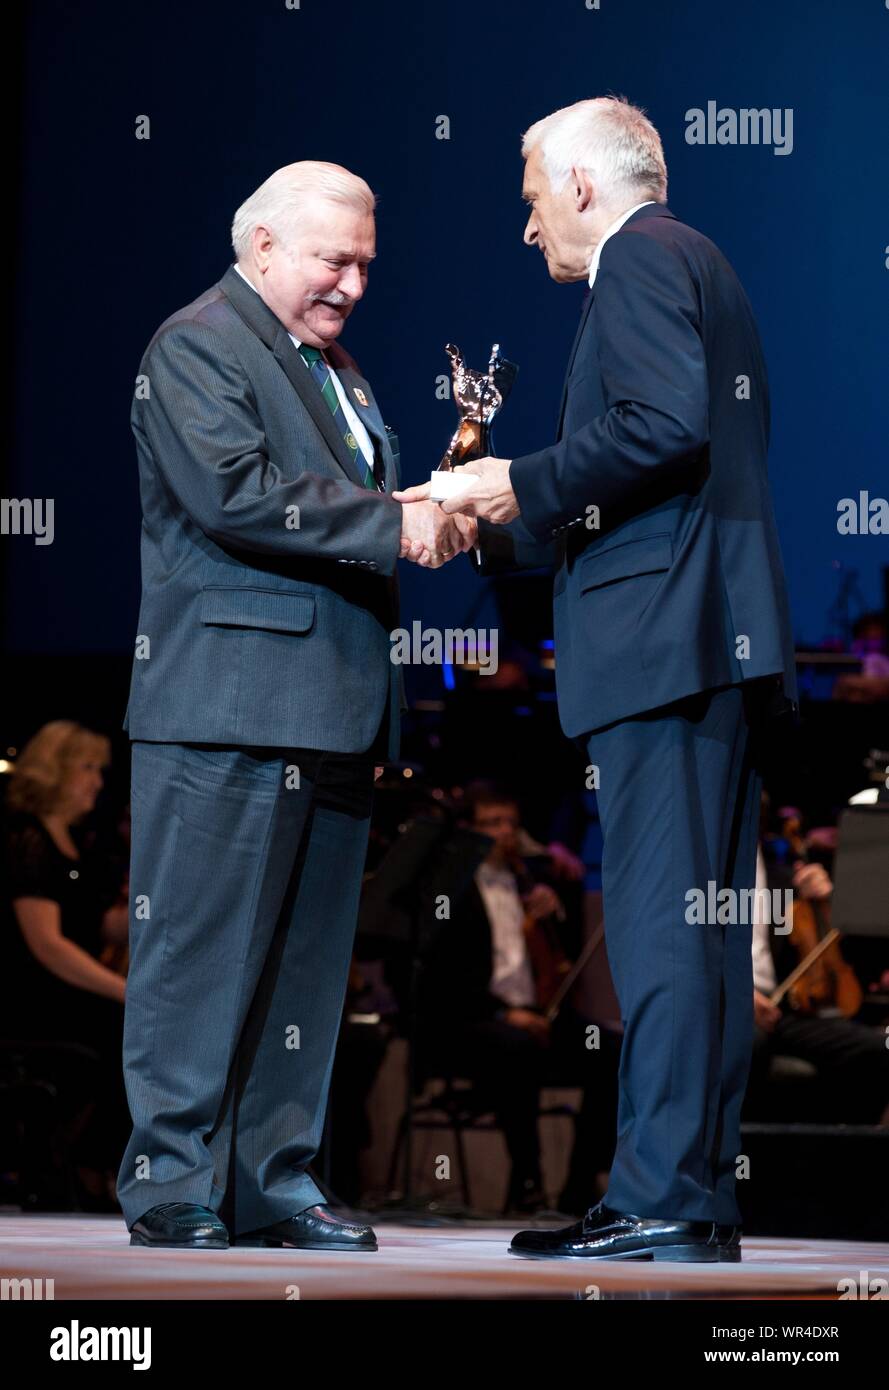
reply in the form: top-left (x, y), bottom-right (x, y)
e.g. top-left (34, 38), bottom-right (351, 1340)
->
top-left (116, 739), bottom-right (375, 1233)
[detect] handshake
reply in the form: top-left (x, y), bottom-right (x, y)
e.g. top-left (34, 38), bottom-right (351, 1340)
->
top-left (392, 457), bottom-right (519, 567)
top-left (395, 495), bottom-right (477, 567)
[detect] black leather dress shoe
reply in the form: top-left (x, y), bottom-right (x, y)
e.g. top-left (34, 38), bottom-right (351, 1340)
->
top-left (509, 1200), bottom-right (718, 1262)
top-left (716, 1224), bottom-right (742, 1261)
top-left (235, 1204), bottom-right (378, 1251)
top-left (129, 1202), bottom-right (229, 1249)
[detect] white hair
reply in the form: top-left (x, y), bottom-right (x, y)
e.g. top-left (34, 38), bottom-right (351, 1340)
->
top-left (231, 161), bottom-right (376, 261)
top-left (522, 96), bottom-right (667, 204)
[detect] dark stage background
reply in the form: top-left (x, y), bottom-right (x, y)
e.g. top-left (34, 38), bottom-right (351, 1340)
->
top-left (3, 0), bottom-right (888, 778)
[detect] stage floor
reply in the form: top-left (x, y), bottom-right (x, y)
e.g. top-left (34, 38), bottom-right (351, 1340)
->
top-left (2, 1213), bottom-right (888, 1300)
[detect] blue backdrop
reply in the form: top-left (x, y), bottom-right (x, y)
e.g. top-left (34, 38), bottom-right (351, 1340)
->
top-left (6, 0), bottom-right (888, 658)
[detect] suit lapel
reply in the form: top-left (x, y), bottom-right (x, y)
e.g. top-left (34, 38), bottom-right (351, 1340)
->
top-left (219, 265), bottom-right (367, 490)
top-left (328, 351), bottom-right (398, 492)
top-left (554, 203), bottom-right (677, 441)
top-left (557, 288), bottom-right (595, 440)
top-left (271, 331), bottom-right (368, 488)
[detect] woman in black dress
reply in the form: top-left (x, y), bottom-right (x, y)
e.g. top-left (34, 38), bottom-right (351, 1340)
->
top-left (3, 720), bottom-right (130, 1209)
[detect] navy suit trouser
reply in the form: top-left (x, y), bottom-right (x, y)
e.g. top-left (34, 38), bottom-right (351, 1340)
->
top-left (116, 739), bottom-right (375, 1234)
top-left (584, 682), bottom-right (766, 1224)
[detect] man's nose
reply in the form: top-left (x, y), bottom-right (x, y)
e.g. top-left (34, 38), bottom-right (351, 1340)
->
top-left (523, 213), bottom-right (538, 247)
top-left (339, 265), bottom-right (364, 300)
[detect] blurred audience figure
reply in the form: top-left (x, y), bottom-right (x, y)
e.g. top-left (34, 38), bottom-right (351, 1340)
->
top-left (2, 721), bottom-right (130, 1210)
top-left (834, 611), bottom-right (889, 703)
top-left (745, 823), bottom-right (889, 1125)
top-left (417, 781), bottom-right (619, 1216)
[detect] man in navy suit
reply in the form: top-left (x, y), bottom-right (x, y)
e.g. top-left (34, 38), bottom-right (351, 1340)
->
top-left (395, 97), bottom-right (797, 1261)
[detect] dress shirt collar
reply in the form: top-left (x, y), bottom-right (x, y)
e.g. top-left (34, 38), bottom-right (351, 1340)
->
top-left (587, 200), bottom-right (657, 288)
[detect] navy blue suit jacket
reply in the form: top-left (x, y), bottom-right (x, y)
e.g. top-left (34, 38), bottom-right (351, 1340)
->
top-left (477, 203), bottom-right (798, 737)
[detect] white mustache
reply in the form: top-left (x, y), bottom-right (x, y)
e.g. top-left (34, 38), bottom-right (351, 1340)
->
top-left (312, 291), bottom-right (351, 307)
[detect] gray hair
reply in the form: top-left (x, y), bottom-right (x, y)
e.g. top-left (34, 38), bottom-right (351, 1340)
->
top-left (522, 97), bottom-right (667, 204)
top-left (231, 161), bottom-right (377, 261)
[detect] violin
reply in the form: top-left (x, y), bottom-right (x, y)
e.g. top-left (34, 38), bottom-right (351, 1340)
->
top-left (507, 850), bottom-right (573, 1014)
top-left (770, 813), bottom-right (862, 1018)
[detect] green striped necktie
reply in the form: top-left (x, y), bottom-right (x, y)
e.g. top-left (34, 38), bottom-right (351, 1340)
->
top-left (299, 345), bottom-right (380, 491)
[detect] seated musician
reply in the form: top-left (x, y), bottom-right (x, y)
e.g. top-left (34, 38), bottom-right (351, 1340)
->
top-left (2, 720), bottom-right (131, 1209)
top-left (416, 781), bottom-right (620, 1216)
top-left (745, 815), bottom-right (889, 1124)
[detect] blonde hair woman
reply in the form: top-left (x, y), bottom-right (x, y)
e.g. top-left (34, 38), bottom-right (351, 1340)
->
top-left (4, 721), bottom-right (130, 1209)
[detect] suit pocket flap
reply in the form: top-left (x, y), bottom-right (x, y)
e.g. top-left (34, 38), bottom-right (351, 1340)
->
top-left (200, 586), bottom-right (316, 633)
top-left (579, 534), bottom-right (673, 592)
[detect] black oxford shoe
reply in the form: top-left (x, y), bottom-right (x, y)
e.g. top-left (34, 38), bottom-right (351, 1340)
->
top-left (509, 1199), bottom-right (719, 1262)
top-left (716, 1224), bottom-right (742, 1261)
top-left (129, 1201), bottom-right (229, 1248)
top-left (235, 1203), bottom-right (378, 1251)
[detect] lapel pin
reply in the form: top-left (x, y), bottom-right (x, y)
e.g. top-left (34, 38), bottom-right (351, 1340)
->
top-left (353, 388), bottom-right (369, 407)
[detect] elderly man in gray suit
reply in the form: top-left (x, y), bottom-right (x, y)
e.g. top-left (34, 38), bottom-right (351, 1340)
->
top-left (118, 162), bottom-right (470, 1249)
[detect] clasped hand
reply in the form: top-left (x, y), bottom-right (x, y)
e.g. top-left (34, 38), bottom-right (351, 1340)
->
top-left (394, 457), bottom-right (519, 567)
top-left (396, 498), bottom-right (478, 568)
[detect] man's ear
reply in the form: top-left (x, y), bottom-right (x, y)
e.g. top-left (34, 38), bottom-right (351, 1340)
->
top-left (571, 166), bottom-right (595, 214)
top-left (252, 224), bottom-right (274, 273)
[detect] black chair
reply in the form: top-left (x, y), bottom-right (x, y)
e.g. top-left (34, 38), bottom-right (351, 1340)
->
top-left (385, 1065), bottom-right (580, 1212)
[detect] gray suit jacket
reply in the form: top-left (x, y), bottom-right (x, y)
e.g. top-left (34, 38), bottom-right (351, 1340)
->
top-left (123, 264), bottom-right (406, 757)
